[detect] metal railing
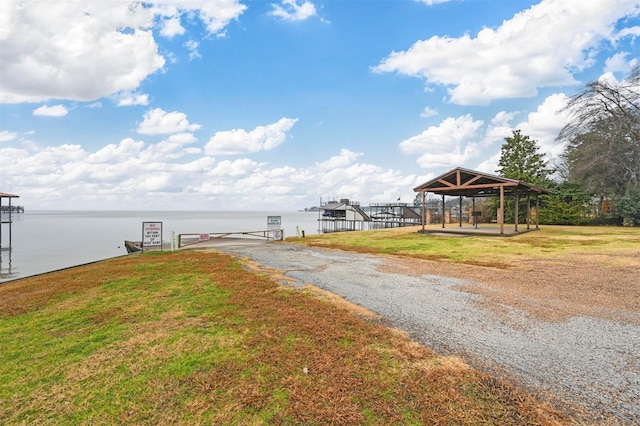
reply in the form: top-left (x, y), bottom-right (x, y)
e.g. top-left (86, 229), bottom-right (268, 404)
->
top-left (177, 230), bottom-right (278, 248)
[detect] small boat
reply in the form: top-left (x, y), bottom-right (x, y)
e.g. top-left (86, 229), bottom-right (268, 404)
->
top-left (124, 240), bottom-right (142, 253)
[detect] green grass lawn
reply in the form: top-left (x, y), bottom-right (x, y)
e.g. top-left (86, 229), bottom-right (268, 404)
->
top-left (0, 250), bottom-right (567, 425)
top-left (288, 225), bottom-right (640, 268)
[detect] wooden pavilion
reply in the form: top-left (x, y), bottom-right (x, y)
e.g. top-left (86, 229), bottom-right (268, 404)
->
top-left (413, 167), bottom-right (549, 235)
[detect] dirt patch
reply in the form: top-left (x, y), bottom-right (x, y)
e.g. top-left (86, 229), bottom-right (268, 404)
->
top-left (378, 255), bottom-right (640, 324)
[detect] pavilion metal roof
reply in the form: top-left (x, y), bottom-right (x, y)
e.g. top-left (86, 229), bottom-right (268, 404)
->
top-left (413, 167), bottom-right (550, 197)
top-left (0, 192), bottom-right (20, 198)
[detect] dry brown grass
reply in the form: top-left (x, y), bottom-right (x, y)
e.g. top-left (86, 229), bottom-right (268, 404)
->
top-left (0, 251), bottom-right (570, 425)
top-left (292, 225), bottom-right (640, 324)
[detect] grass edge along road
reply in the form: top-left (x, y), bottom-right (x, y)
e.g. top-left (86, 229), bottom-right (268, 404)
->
top-left (288, 224), bottom-right (640, 268)
top-left (1, 250), bottom-right (568, 425)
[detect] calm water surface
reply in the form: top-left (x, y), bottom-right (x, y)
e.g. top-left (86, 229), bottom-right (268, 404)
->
top-left (0, 210), bottom-right (321, 282)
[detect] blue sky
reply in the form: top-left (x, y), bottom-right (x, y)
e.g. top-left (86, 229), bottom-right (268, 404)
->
top-left (1, 0), bottom-right (639, 210)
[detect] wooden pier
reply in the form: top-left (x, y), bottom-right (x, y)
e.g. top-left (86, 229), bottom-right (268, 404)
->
top-left (0, 192), bottom-right (20, 249)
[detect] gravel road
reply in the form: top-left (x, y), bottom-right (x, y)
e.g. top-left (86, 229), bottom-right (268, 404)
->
top-left (201, 240), bottom-right (640, 424)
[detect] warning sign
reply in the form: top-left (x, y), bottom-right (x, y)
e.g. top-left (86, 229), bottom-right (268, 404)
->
top-left (142, 221), bottom-right (163, 250)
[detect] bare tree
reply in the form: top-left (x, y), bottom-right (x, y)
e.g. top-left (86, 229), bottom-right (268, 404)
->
top-left (559, 67), bottom-right (640, 197)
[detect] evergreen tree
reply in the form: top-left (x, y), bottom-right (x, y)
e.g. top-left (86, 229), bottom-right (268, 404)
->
top-left (496, 130), bottom-right (553, 186)
top-left (493, 130), bottom-right (553, 223)
top-left (541, 182), bottom-right (592, 225)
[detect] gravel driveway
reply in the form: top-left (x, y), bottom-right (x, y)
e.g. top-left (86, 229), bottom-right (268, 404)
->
top-left (201, 240), bottom-right (640, 424)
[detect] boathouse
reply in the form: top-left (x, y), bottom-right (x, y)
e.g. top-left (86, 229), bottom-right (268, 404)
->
top-left (413, 167), bottom-right (549, 235)
top-left (318, 199), bottom-right (424, 233)
top-left (319, 199), bottom-right (371, 232)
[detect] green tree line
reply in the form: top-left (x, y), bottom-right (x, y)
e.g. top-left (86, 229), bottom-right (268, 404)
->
top-left (495, 67), bottom-right (640, 226)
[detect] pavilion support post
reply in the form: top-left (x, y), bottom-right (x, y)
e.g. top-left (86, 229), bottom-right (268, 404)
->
top-left (441, 194), bottom-right (445, 228)
top-left (499, 185), bottom-right (505, 235)
top-left (527, 195), bottom-right (531, 230)
top-left (473, 197), bottom-right (477, 229)
top-left (421, 191), bottom-right (426, 231)
top-left (459, 196), bottom-right (462, 227)
top-left (536, 195), bottom-right (540, 229)
top-left (514, 191), bottom-right (519, 232)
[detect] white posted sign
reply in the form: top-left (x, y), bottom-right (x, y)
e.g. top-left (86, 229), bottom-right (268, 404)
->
top-left (142, 221), bottom-right (163, 251)
top-left (267, 215), bottom-right (282, 240)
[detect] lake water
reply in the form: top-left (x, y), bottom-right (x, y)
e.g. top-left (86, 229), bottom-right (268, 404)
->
top-left (0, 210), bottom-right (321, 283)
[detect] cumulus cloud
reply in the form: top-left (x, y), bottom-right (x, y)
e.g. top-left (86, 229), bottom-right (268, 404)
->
top-left (183, 40), bottom-right (201, 60)
top-left (205, 117), bottom-right (299, 155)
top-left (0, 130), bottom-right (18, 142)
top-left (399, 115), bottom-right (484, 168)
top-left (113, 91), bottom-right (150, 107)
top-left (160, 16), bottom-right (185, 38)
top-left (0, 0), bottom-right (246, 104)
top-left (374, 0), bottom-right (640, 105)
top-left (399, 92), bottom-right (572, 172)
top-left (33, 105), bottom-right (68, 117)
top-left (210, 159), bottom-right (261, 177)
top-left (143, 133), bottom-right (200, 160)
top-left (420, 107), bottom-right (438, 118)
top-left (514, 93), bottom-right (571, 159)
top-left (269, 0), bottom-right (317, 22)
top-left (0, 134), bottom-right (419, 210)
top-left (604, 52), bottom-right (639, 74)
top-left (137, 108), bottom-right (201, 135)
top-left (474, 95), bottom-right (572, 174)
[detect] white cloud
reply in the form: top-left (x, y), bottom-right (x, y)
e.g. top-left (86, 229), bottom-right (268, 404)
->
top-left (113, 91), bottom-right (150, 107)
top-left (0, 130), bottom-right (17, 142)
top-left (32, 105), bottom-right (68, 117)
top-left (420, 107), bottom-right (438, 118)
top-left (160, 16), bottom-right (185, 38)
top-left (0, 135), bottom-right (420, 210)
top-left (183, 40), bottom-right (201, 60)
top-left (604, 52), bottom-right (639, 75)
top-left (514, 93), bottom-right (571, 160)
top-left (399, 115), bottom-right (484, 168)
top-left (474, 94), bottom-right (572, 174)
top-left (0, 0), bottom-right (246, 103)
top-left (0, 1), bottom-right (164, 103)
top-left (269, 0), bottom-right (317, 22)
top-left (142, 133), bottom-right (200, 160)
top-left (137, 108), bottom-right (201, 135)
top-left (88, 138), bottom-right (146, 164)
top-left (316, 149), bottom-right (361, 169)
top-left (374, 0), bottom-right (640, 105)
top-left (210, 159), bottom-right (261, 176)
top-left (205, 117), bottom-right (298, 155)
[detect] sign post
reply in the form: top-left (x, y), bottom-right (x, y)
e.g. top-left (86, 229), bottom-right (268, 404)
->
top-left (267, 216), bottom-right (282, 240)
top-left (142, 221), bottom-right (163, 253)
